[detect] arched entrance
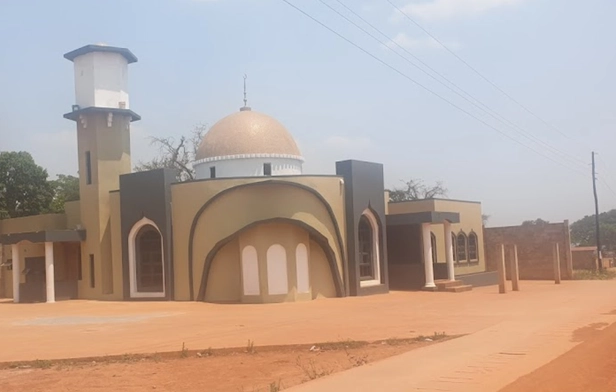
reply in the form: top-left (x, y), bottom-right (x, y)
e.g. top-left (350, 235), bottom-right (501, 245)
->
top-left (128, 217), bottom-right (165, 298)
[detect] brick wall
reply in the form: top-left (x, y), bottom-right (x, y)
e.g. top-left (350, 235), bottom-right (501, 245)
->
top-left (484, 221), bottom-right (572, 280)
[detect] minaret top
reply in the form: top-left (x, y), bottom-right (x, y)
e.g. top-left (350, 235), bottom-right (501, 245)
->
top-left (64, 44), bottom-right (138, 64)
top-left (240, 74), bottom-right (251, 112)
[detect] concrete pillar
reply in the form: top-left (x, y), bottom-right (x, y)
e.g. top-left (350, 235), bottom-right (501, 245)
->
top-left (498, 244), bottom-right (507, 294)
top-left (509, 245), bottom-right (520, 291)
top-left (444, 221), bottom-right (455, 281)
top-left (11, 244), bottom-right (20, 303)
top-left (553, 242), bottom-right (561, 284)
top-left (45, 242), bottom-right (55, 303)
top-left (422, 223), bottom-right (436, 289)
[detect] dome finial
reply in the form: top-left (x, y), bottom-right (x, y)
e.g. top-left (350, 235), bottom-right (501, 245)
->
top-left (240, 74), bottom-right (251, 111)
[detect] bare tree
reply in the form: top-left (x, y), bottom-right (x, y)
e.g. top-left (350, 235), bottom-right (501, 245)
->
top-left (134, 124), bottom-right (207, 182)
top-left (388, 179), bottom-right (448, 202)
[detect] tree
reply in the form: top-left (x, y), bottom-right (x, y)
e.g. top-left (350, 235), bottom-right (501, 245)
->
top-left (388, 179), bottom-right (447, 202)
top-left (134, 124), bottom-right (207, 182)
top-left (571, 210), bottom-right (616, 251)
top-left (0, 151), bottom-right (54, 218)
top-left (521, 218), bottom-right (550, 226)
top-left (48, 175), bottom-right (80, 213)
top-left (482, 214), bottom-right (490, 226)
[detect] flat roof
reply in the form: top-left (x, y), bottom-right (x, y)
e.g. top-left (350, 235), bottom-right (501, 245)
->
top-left (64, 44), bottom-right (138, 63)
top-left (0, 229), bottom-right (86, 245)
top-left (388, 197), bottom-right (481, 205)
top-left (386, 211), bottom-right (460, 226)
top-left (64, 107), bottom-right (141, 122)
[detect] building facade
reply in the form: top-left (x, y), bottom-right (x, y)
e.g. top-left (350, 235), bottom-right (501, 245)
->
top-left (0, 44), bottom-right (491, 303)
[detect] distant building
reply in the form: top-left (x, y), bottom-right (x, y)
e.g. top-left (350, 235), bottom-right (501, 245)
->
top-left (0, 44), bottom-right (491, 303)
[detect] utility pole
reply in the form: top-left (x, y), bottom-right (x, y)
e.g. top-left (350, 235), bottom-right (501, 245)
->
top-left (592, 152), bottom-right (603, 270)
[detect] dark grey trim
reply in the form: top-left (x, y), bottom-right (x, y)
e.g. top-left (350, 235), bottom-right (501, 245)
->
top-left (64, 44), bottom-right (138, 63)
top-left (0, 230), bottom-right (86, 245)
top-left (187, 179), bottom-right (346, 301)
top-left (64, 107), bottom-right (141, 122)
top-left (388, 197), bottom-right (481, 205)
top-left (171, 174), bottom-right (344, 186)
top-left (386, 211), bottom-right (460, 226)
top-left (196, 217), bottom-right (344, 301)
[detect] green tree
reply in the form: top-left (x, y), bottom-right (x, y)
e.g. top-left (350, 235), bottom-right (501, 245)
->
top-left (48, 174), bottom-right (80, 213)
top-left (0, 151), bottom-right (54, 218)
top-left (571, 210), bottom-right (616, 251)
top-left (521, 218), bottom-right (550, 226)
top-left (388, 179), bottom-right (448, 202)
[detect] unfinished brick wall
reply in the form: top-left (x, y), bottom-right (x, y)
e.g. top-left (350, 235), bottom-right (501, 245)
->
top-left (484, 221), bottom-right (572, 280)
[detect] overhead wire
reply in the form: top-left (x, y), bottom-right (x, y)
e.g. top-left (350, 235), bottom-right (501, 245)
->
top-left (385, 0), bottom-right (583, 144)
top-left (280, 0), bottom-right (587, 176)
top-left (321, 0), bottom-right (587, 169)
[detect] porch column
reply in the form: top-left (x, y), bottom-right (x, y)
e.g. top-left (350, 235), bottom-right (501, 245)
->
top-left (422, 223), bottom-right (436, 289)
top-left (11, 244), bottom-right (20, 303)
top-left (45, 242), bottom-right (55, 303)
top-left (444, 221), bottom-right (455, 281)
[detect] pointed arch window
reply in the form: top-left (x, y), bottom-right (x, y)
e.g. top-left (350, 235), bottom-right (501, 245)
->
top-left (452, 233), bottom-right (458, 263)
top-left (430, 232), bottom-right (438, 263)
top-left (468, 232), bottom-right (478, 262)
top-left (128, 217), bottom-right (165, 298)
top-left (456, 232), bottom-right (468, 263)
top-left (358, 209), bottom-right (381, 286)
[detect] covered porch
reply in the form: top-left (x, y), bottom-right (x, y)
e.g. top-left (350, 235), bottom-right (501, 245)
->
top-left (1, 230), bottom-right (85, 303)
top-left (387, 211), bottom-right (459, 291)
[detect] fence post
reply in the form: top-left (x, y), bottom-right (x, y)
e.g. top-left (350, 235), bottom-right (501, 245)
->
top-left (553, 243), bottom-right (561, 284)
top-left (498, 244), bottom-right (507, 294)
top-left (509, 244), bottom-right (520, 291)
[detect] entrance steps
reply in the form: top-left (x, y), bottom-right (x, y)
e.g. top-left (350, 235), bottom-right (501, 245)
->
top-left (434, 279), bottom-right (473, 293)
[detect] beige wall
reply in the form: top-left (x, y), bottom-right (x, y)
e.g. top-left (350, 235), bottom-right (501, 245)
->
top-left (0, 214), bottom-right (67, 235)
top-left (64, 200), bottom-right (82, 229)
top-left (204, 222), bottom-right (337, 303)
top-left (387, 199), bottom-right (435, 215)
top-left (76, 112), bottom-right (131, 300)
top-left (171, 176), bottom-right (346, 301)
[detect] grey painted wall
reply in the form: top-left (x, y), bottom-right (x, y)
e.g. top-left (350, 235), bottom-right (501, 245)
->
top-left (119, 168), bottom-right (177, 300)
top-left (335, 160), bottom-right (389, 296)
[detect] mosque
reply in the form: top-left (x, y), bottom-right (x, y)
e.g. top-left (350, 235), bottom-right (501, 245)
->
top-left (0, 45), bottom-right (493, 303)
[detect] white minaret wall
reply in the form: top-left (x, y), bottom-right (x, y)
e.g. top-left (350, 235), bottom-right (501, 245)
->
top-left (73, 51), bottom-right (129, 109)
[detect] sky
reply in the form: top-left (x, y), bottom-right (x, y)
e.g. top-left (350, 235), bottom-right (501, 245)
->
top-left (0, 0), bottom-right (615, 227)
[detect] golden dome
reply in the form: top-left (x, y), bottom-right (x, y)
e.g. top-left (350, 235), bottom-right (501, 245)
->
top-left (196, 109), bottom-right (302, 161)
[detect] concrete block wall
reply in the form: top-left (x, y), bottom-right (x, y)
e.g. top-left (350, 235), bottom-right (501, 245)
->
top-left (484, 221), bottom-right (572, 280)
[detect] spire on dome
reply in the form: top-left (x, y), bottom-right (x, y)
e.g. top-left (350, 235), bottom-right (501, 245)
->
top-left (240, 74), bottom-right (251, 112)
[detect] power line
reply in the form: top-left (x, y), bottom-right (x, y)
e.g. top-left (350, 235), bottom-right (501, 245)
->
top-left (321, 0), bottom-right (587, 169)
top-left (281, 0), bottom-right (587, 176)
top-left (596, 154), bottom-right (616, 198)
top-left (386, 0), bottom-right (582, 143)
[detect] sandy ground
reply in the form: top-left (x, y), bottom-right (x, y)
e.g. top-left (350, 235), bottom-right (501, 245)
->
top-left (0, 337), bottom-right (450, 392)
top-left (500, 318), bottom-right (616, 392)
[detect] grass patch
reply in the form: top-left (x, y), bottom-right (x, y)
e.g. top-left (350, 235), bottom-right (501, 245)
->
top-left (246, 339), bottom-right (256, 354)
top-left (295, 357), bottom-right (333, 380)
top-left (573, 269), bottom-right (616, 280)
top-left (317, 339), bottom-right (368, 351)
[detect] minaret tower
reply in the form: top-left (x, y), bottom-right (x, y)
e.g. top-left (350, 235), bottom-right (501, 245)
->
top-left (63, 44), bottom-right (140, 298)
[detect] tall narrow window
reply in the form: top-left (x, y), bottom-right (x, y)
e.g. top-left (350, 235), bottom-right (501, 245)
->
top-left (456, 233), bottom-right (468, 263)
top-left (451, 233), bottom-right (458, 263)
top-left (468, 232), bottom-right (478, 262)
top-left (263, 163), bottom-right (272, 176)
top-left (358, 216), bottom-right (375, 280)
top-left (77, 249), bottom-right (82, 281)
top-left (430, 232), bottom-right (438, 263)
top-left (85, 151), bottom-right (92, 185)
top-left (89, 254), bottom-right (95, 288)
top-left (135, 225), bottom-right (164, 293)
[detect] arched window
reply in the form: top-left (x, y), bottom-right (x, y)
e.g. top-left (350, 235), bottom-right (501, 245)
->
top-left (135, 225), bottom-right (164, 293)
top-left (456, 232), bottom-right (468, 263)
top-left (295, 244), bottom-right (310, 294)
top-left (358, 209), bottom-right (380, 285)
top-left (128, 218), bottom-right (165, 298)
top-left (430, 232), bottom-right (438, 263)
top-left (451, 233), bottom-right (458, 262)
top-left (241, 246), bottom-right (260, 295)
top-left (267, 244), bottom-right (288, 295)
top-left (468, 232), bottom-right (478, 262)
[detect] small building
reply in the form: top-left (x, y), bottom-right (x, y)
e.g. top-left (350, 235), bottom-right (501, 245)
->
top-left (0, 44), bottom-right (493, 303)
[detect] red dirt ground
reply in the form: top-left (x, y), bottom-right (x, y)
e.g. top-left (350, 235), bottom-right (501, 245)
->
top-left (0, 337), bottom-right (449, 392)
top-left (500, 319), bottom-right (616, 392)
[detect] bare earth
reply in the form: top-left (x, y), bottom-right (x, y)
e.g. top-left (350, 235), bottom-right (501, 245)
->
top-left (0, 280), bottom-right (614, 391)
top-left (0, 338), bottom-right (450, 392)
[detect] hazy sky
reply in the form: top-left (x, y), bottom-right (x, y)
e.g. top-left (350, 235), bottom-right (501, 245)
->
top-left (1, 0), bottom-right (615, 226)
